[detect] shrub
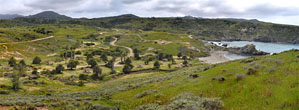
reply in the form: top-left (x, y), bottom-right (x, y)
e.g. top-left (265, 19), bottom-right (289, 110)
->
top-left (153, 61), bottom-right (160, 69)
top-left (8, 57), bottom-right (17, 67)
top-left (41, 69), bottom-right (51, 74)
top-left (0, 90), bottom-right (9, 94)
top-left (268, 68), bottom-right (276, 73)
top-left (240, 58), bottom-right (254, 63)
top-left (64, 81), bottom-right (78, 86)
top-left (32, 56), bottom-right (42, 64)
top-left (75, 51), bottom-right (82, 55)
top-left (212, 75), bottom-right (225, 82)
top-left (254, 64), bottom-right (261, 69)
top-left (55, 64), bottom-right (65, 74)
top-left (247, 68), bottom-right (257, 75)
top-left (166, 93), bottom-right (224, 110)
top-left (135, 89), bottom-right (157, 98)
top-left (235, 74), bottom-right (246, 81)
top-left (275, 60), bottom-right (282, 65)
top-left (91, 66), bottom-right (102, 80)
top-left (79, 74), bottom-right (88, 80)
top-left (85, 104), bottom-right (119, 110)
top-left (78, 81), bottom-right (84, 87)
top-left (183, 60), bottom-right (188, 67)
top-left (136, 104), bottom-right (162, 110)
top-left (87, 59), bottom-right (97, 68)
top-left (67, 60), bottom-right (79, 70)
top-left (217, 75), bottom-right (225, 82)
top-left (11, 73), bottom-right (20, 91)
top-left (123, 64), bottom-right (132, 74)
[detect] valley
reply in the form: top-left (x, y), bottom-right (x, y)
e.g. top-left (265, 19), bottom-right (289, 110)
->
top-left (0, 11), bottom-right (298, 110)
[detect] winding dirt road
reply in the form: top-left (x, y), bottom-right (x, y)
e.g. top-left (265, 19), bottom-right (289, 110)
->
top-left (0, 36), bottom-right (55, 45)
top-left (110, 37), bottom-right (134, 57)
top-left (109, 37), bottom-right (134, 66)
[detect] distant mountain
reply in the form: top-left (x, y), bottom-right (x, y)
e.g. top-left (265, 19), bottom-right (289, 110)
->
top-left (29, 11), bottom-right (72, 20)
top-left (114, 14), bottom-right (139, 18)
top-left (220, 18), bottom-right (262, 23)
top-left (0, 14), bottom-right (23, 19)
top-left (183, 16), bottom-right (197, 19)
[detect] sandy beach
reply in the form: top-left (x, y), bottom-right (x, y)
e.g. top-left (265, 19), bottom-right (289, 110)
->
top-left (198, 51), bottom-right (231, 64)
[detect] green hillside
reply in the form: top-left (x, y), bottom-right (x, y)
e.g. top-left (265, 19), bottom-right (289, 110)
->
top-left (0, 14), bottom-right (298, 110)
top-left (63, 17), bottom-right (299, 44)
top-left (0, 49), bottom-right (298, 109)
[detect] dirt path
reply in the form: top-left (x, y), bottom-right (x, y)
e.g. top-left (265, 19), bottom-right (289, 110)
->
top-left (109, 37), bottom-right (134, 66)
top-left (0, 36), bottom-right (55, 59)
top-left (0, 36), bottom-right (54, 45)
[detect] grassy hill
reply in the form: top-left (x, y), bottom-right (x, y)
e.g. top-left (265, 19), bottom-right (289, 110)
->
top-left (0, 13), bottom-right (298, 110)
top-left (62, 17), bottom-right (299, 44)
top-left (0, 49), bottom-right (298, 109)
top-left (1, 14), bottom-right (299, 44)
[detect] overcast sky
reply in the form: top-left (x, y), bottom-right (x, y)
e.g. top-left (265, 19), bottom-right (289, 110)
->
top-left (0, 0), bottom-right (298, 25)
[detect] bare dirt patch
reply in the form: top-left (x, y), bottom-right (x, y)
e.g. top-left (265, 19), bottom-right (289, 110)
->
top-left (154, 40), bottom-right (172, 45)
top-left (198, 51), bottom-right (230, 64)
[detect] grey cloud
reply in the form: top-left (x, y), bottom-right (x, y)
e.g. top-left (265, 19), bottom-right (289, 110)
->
top-left (24, 0), bottom-right (85, 10)
top-left (122, 0), bottom-right (150, 4)
top-left (150, 0), bottom-right (299, 18)
top-left (247, 4), bottom-right (299, 17)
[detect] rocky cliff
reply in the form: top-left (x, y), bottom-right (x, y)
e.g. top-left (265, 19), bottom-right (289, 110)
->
top-left (227, 44), bottom-right (269, 55)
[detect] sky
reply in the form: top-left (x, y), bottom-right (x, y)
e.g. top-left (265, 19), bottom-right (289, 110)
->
top-left (0, 0), bottom-right (298, 25)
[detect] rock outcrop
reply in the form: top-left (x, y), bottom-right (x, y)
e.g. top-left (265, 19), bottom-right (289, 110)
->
top-left (227, 44), bottom-right (269, 55)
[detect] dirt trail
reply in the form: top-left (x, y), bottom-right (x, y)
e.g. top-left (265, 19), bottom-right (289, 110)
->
top-left (109, 37), bottom-right (134, 66)
top-left (0, 36), bottom-right (54, 45)
top-left (0, 36), bottom-right (55, 59)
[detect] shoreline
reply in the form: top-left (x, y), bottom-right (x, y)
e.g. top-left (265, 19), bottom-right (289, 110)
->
top-left (198, 51), bottom-right (231, 64)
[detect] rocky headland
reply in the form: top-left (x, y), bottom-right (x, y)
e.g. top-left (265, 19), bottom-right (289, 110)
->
top-left (226, 44), bottom-right (269, 55)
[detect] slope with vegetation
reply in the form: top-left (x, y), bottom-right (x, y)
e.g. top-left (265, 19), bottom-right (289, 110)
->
top-left (0, 49), bottom-right (298, 109)
top-left (0, 11), bottom-right (298, 110)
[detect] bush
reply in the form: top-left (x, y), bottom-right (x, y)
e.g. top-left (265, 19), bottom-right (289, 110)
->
top-left (78, 81), bottom-right (84, 87)
top-left (136, 104), bottom-right (162, 110)
top-left (91, 66), bottom-right (102, 80)
top-left (8, 57), bottom-right (17, 67)
top-left (154, 61), bottom-right (160, 69)
top-left (247, 68), bottom-right (257, 75)
top-left (32, 56), bottom-right (42, 64)
top-left (55, 64), bottom-right (65, 74)
top-left (212, 75), bottom-right (225, 82)
top-left (87, 59), bottom-right (97, 68)
top-left (135, 89), bottom-right (157, 98)
top-left (0, 90), bottom-right (9, 94)
top-left (235, 74), bottom-right (246, 81)
top-left (67, 60), bottom-right (79, 70)
top-left (123, 64), bottom-right (132, 74)
top-left (166, 93), bottom-right (224, 110)
top-left (85, 104), bottom-right (119, 110)
top-left (75, 51), bottom-right (82, 55)
top-left (268, 68), bottom-right (276, 73)
top-left (64, 81), bottom-right (78, 86)
top-left (79, 74), bottom-right (88, 80)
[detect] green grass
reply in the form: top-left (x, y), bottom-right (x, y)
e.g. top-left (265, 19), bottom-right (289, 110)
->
top-left (107, 50), bottom-right (299, 109)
